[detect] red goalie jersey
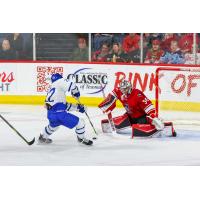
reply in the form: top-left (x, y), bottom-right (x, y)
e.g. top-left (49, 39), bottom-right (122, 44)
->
top-left (99, 87), bottom-right (156, 123)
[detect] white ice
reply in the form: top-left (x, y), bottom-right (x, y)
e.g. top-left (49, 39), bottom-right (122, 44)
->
top-left (0, 105), bottom-right (200, 166)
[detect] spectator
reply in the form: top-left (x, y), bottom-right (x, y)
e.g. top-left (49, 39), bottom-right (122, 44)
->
top-left (7, 33), bottom-right (24, 59)
top-left (112, 33), bottom-right (126, 45)
top-left (161, 33), bottom-right (179, 51)
top-left (122, 33), bottom-right (140, 53)
top-left (144, 39), bottom-right (165, 63)
top-left (127, 40), bottom-right (147, 63)
top-left (92, 33), bottom-right (113, 51)
top-left (178, 33), bottom-right (199, 54)
top-left (92, 43), bottom-right (109, 62)
top-left (106, 42), bottom-right (132, 63)
top-left (160, 40), bottom-right (185, 64)
top-left (0, 39), bottom-right (16, 60)
top-left (144, 33), bottom-right (163, 48)
top-left (70, 38), bottom-right (88, 61)
top-left (184, 44), bottom-right (200, 64)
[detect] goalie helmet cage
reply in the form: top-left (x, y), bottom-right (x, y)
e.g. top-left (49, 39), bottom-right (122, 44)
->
top-left (155, 67), bottom-right (200, 125)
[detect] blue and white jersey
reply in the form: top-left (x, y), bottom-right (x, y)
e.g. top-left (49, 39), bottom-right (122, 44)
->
top-left (45, 76), bottom-right (77, 111)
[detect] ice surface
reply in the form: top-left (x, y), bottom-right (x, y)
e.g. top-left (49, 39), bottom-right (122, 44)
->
top-left (0, 105), bottom-right (200, 166)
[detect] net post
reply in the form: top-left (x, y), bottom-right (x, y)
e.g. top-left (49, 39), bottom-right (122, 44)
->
top-left (155, 67), bottom-right (160, 117)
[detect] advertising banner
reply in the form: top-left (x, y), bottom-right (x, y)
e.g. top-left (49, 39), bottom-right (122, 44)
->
top-left (0, 62), bottom-right (199, 103)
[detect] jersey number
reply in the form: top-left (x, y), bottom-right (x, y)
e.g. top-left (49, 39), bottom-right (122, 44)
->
top-left (45, 88), bottom-right (55, 102)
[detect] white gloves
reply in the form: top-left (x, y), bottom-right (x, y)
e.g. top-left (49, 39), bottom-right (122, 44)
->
top-left (152, 117), bottom-right (164, 131)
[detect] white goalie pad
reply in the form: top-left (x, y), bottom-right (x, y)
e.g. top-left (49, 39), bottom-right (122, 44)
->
top-left (101, 120), bottom-right (112, 133)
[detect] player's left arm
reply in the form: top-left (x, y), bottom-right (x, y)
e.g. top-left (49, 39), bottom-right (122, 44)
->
top-left (65, 75), bottom-right (86, 113)
top-left (66, 102), bottom-right (86, 113)
top-left (63, 75), bottom-right (80, 99)
top-left (138, 90), bottom-right (164, 130)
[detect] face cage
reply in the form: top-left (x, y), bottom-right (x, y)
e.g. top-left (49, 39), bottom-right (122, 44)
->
top-left (120, 87), bottom-right (132, 95)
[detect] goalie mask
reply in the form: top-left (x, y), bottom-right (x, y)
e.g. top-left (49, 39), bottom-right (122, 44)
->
top-left (119, 79), bottom-right (132, 95)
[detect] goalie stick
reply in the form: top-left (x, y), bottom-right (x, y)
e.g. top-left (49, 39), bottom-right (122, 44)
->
top-left (0, 114), bottom-right (35, 145)
top-left (100, 83), bottom-right (116, 133)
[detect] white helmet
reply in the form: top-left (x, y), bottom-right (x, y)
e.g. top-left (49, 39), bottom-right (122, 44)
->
top-left (119, 79), bottom-right (132, 94)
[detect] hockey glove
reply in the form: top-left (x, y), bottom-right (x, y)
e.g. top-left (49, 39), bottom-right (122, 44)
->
top-left (71, 86), bottom-right (80, 99)
top-left (77, 104), bottom-right (86, 113)
top-left (152, 117), bottom-right (164, 131)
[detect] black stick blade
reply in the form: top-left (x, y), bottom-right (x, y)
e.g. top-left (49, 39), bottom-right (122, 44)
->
top-left (28, 137), bottom-right (35, 145)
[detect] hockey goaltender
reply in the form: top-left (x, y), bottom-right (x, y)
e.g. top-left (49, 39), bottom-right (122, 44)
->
top-left (99, 79), bottom-right (176, 138)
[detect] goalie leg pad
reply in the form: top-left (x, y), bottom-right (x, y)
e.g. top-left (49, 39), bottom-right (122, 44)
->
top-left (132, 124), bottom-right (157, 138)
top-left (101, 114), bottom-right (132, 134)
top-left (112, 114), bottom-right (131, 130)
top-left (132, 122), bottom-right (176, 138)
top-left (101, 114), bottom-right (176, 138)
top-left (163, 122), bottom-right (176, 137)
top-left (101, 119), bottom-right (112, 133)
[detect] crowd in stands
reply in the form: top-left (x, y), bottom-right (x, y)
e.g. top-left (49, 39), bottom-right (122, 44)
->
top-left (0, 33), bottom-right (200, 64)
top-left (0, 33), bottom-right (33, 60)
top-left (91, 33), bottom-right (200, 64)
top-left (70, 37), bottom-right (88, 61)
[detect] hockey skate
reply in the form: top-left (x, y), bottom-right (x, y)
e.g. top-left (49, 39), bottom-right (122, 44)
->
top-left (38, 134), bottom-right (52, 144)
top-left (77, 136), bottom-right (93, 146)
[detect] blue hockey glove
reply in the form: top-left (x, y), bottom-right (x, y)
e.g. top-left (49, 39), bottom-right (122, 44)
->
top-left (77, 104), bottom-right (86, 113)
top-left (71, 86), bottom-right (80, 99)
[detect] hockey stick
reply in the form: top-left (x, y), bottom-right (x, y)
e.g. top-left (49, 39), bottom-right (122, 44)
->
top-left (100, 83), bottom-right (116, 133)
top-left (76, 99), bottom-right (98, 139)
top-left (0, 114), bottom-right (35, 145)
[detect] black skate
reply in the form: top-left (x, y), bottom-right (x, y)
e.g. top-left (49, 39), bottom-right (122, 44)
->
top-left (77, 136), bottom-right (93, 146)
top-left (38, 134), bottom-right (52, 144)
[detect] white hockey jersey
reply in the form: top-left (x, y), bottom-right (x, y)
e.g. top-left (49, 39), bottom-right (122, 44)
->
top-left (45, 76), bottom-right (77, 107)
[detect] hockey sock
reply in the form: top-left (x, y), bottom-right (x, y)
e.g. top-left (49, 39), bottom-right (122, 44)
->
top-left (75, 118), bottom-right (85, 139)
top-left (42, 125), bottom-right (59, 138)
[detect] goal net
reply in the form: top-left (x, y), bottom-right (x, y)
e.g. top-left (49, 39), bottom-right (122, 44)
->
top-left (155, 67), bottom-right (200, 126)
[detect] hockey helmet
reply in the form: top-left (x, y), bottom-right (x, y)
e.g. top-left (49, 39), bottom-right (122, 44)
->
top-left (119, 79), bottom-right (132, 94)
top-left (51, 73), bottom-right (63, 83)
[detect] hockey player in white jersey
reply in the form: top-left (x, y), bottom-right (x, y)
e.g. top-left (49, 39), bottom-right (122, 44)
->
top-left (38, 73), bottom-right (93, 145)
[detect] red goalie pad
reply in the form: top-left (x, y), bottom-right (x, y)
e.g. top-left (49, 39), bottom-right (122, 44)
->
top-left (112, 114), bottom-right (131, 129)
top-left (101, 114), bottom-right (176, 138)
top-left (132, 122), bottom-right (176, 138)
top-left (101, 114), bottom-right (131, 134)
top-left (132, 124), bottom-right (157, 138)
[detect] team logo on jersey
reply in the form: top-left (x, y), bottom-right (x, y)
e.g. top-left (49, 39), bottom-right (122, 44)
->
top-left (142, 98), bottom-right (149, 104)
top-left (69, 67), bottom-right (108, 94)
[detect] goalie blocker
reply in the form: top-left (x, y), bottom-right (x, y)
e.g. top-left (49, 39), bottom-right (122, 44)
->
top-left (101, 114), bottom-right (177, 138)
